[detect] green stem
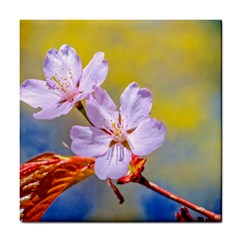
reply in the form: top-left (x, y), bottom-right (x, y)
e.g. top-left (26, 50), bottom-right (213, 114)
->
top-left (74, 101), bottom-right (93, 126)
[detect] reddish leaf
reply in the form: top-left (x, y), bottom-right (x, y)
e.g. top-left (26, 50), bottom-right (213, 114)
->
top-left (117, 155), bottom-right (146, 184)
top-left (20, 152), bottom-right (95, 222)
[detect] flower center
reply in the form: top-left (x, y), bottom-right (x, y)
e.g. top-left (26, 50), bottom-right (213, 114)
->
top-left (48, 68), bottom-right (77, 102)
top-left (112, 123), bottom-right (126, 143)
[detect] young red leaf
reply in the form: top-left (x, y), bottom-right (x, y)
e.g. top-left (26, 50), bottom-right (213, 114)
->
top-left (117, 155), bottom-right (146, 184)
top-left (20, 152), bottom-right (95, 222)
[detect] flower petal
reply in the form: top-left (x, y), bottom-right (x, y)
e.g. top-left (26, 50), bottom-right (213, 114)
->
top-left (33, 100), bottom-right (74, 120)
top-left (70, 125), bottom-right (112, 157)
top-left (80, 52), bottom-right (108, 93)
top-left (127, 118), bottom-right (166, 156)
top-left (94, 144), bottom-right (132, 180)
top-left (44, 44), bottom-right (82, 87)
top-left (120, 82), bottom-right (152, 130)
top-left (86, 87), bottom-right (119, 130)
top-left (20, 79), bottom-right (60, 108)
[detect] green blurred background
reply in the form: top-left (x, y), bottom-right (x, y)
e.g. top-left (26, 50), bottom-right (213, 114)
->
top-left (20, 20), bottom-right (221, 221)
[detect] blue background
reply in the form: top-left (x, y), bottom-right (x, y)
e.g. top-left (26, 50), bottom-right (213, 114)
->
top-left (20, 20), bottom-right (222, 222)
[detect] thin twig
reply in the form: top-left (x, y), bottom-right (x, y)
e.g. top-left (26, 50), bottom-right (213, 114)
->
top-left (107, 178), bottom-right (124, 204)
top-left (136, 175), bottom-right (221, 222)
top-left (75, 101), bottom-right (93, 125)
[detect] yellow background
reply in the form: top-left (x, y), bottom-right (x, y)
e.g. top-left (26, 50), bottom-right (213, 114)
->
top-left (20, 20), bottom-right (221, 221)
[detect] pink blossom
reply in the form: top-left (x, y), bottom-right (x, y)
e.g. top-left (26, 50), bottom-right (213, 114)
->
top-left (70, 82), bottom-right (166, 180)
top-left (20, 44), bottom-right (108, 120)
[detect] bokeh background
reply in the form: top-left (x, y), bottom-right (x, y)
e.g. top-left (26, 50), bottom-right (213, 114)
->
top-left (20, 20), bottom-right (221, 222)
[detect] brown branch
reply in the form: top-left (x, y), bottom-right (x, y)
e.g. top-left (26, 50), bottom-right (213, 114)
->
top-left (107, 178), bottom-right (124, 204)
top-left (136, 175), bottom-right (221, 222)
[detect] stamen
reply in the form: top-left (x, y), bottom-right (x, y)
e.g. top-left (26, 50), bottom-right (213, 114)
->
top-left (101, 119), bottom-right (114, 135)
top-left (112, 122), bottom-right (117, 130)
top-left (51, 75), bottom-right (62, 87)
top-left (67, 68), bottom-right (74, 88)
top-left (50, 75), bottom-right (75, 101)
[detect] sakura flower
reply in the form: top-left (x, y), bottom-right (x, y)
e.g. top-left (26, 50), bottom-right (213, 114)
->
top-left (20, 44), bottom-right (108, 120)
top-left (70, 82), bottom-right (166, 180)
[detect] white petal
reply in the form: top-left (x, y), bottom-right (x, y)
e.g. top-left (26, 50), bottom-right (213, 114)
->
top-left (20, 79), bottom-right (60, 108)
top-left (86, 87), bottom-right (119, 130)
top-left (33, 101), bottom-right (74, 120)
top-left (120, 82), bottom-right (152, 130)
top-left (80, 52), bottom-right (108, 93)
top-left (70, 125), bottom-right (112, 157)
top-left (44, 44), bottom-right (82, 87)
top-left (94, 144), bottom-right (132, 180)
top-left (127, 118), bottom-right (166, 156)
